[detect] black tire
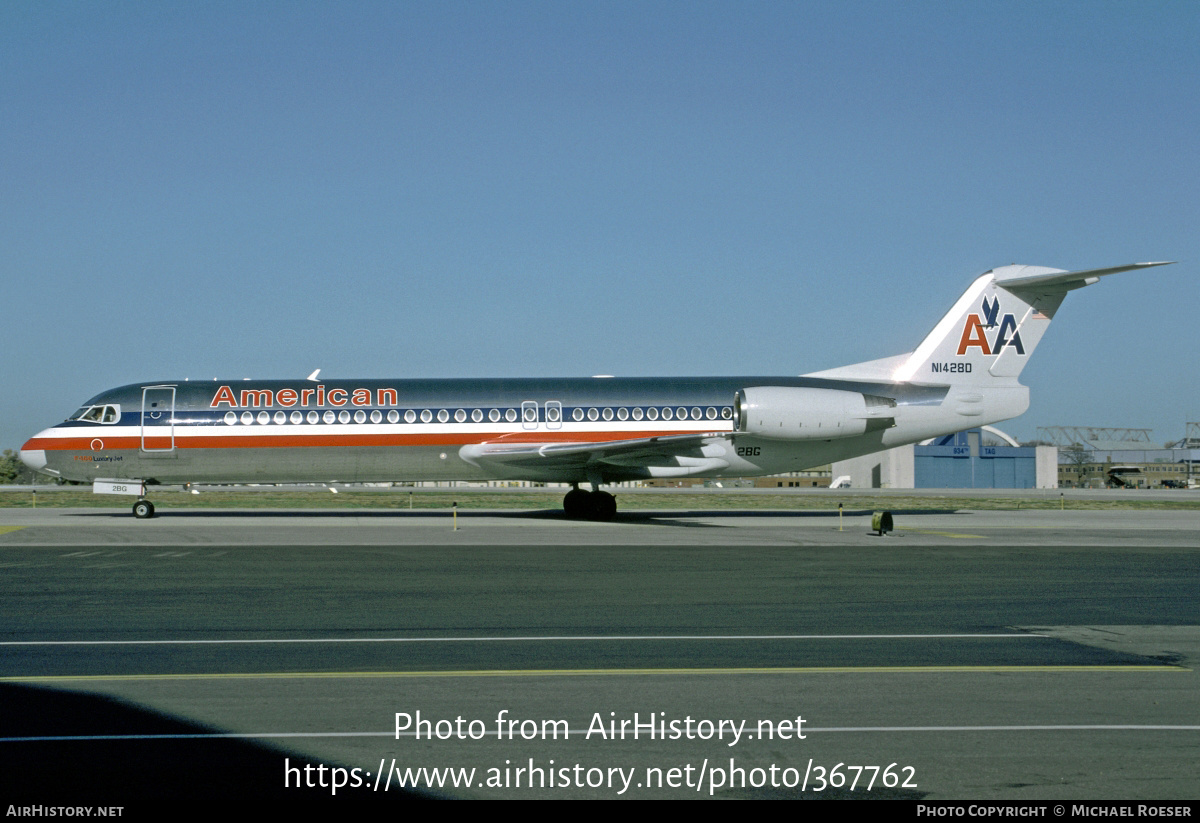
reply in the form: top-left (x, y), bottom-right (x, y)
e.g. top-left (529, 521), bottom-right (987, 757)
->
top-left (563, 488), bottom-right (588, 518)
top-left (591, 491), bottom-right (617, 521)
top-left (133, 500), bottom-right (155, 519)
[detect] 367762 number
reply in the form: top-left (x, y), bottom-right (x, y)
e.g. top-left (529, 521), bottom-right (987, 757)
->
top-left (804, 762), bottom-right (917, 792)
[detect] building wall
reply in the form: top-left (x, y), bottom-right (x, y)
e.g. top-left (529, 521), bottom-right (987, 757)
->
top-left (1036, 446), bottom-right (1058, 488)
top-left (1056, 447), bottom-right (1198, 488)
top-left (914, 446), bottom-right (1039, 488)
top-left (832, 446), bottom-right (914, 489)
top-left (832, 431), bottom-right (1057, 489)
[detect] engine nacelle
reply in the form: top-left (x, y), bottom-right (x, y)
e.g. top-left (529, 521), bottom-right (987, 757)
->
top-left (734, 387), bottom-right (896, 440)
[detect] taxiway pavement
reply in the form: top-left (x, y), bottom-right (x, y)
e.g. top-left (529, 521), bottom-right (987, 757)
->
top-left (1, 505), bottom-right (1197, 804)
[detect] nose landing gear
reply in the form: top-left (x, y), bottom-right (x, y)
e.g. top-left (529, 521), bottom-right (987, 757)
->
top-left (133, 499), bottom-right (156, 519)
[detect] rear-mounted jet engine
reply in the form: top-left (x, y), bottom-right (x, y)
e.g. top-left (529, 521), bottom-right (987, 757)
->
top-left (734, 387), bottom-right (896, 440)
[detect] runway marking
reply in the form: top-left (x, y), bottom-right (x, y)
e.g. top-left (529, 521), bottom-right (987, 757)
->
top-left (0, 526), bottom-right (25, 535)
top-left (0, 633), bottom-right (1047, 647)
top-left (1, 664), bottom-right (1186, 683)
top-left (6, 724), bottom-right (1200, 743)
top-left (895, 528), bottom-right (985, 538)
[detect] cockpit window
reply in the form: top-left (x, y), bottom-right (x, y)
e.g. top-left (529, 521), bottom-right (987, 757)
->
top-left (70, 405), bottom-right (121, 424)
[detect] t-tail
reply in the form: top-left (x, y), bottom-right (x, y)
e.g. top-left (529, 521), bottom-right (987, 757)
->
top-left (896, 262), bottom-right (1174, 385)
top-left (815, 262), bottom-right (1174, 388)
top-left (806, 261), bottom-right (1174, 438)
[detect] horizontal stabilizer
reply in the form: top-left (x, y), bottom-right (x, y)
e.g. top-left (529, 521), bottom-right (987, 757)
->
top-left (995, 261), bottom-right (1174, 292)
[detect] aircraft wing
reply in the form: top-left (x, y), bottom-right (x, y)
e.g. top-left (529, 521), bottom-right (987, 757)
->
top-left (458, 432), bottom-right (731, 482)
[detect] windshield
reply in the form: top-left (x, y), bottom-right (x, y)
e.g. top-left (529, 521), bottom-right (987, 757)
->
top-left (69, 405), bottom-right (121, 424)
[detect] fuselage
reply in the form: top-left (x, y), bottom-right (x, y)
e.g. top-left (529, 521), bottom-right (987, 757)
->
top-left (20, 375), bottom-right (962, 486)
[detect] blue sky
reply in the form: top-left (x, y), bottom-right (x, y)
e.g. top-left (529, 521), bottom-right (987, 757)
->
top-left (3, 1), bottom-right (1196, 449)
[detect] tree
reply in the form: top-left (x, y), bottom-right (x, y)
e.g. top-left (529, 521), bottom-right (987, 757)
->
top-left (1061, 443), bottom-right (1092, 487)
top-left (0, 449), bottom-right (22, 483)
top-left (0, 449), bottom-right (52, 484)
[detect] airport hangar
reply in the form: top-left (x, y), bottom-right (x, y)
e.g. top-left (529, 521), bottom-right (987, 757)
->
top-left (829, 424), bottom-right (1200, 490)
top-left (627, 426), bottom-right (1056, 490)
top-left (830, 426), bottom-right (1058, 490)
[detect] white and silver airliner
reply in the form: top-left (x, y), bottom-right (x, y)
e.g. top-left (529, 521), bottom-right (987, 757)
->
top-left (20, 262), bottom-right (1171, 519)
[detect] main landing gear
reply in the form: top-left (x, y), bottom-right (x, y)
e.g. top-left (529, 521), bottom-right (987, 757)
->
top-left (133, 499), bottom-right (156, 519)
top-left (562, 486), bottom-right (617, 521)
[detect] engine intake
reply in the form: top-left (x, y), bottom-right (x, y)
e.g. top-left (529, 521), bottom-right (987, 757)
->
top-left (734, 387), bottom-right (896, 440)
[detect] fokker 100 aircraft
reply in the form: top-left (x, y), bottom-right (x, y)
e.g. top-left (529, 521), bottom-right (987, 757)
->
top-left (20, 262), bottom-right (1171, 519)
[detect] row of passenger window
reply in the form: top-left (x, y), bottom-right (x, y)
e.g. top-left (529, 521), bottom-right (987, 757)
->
top-left (571, 406), bottom-right (731, 422)
top-left (221, 406), bottom-right (734, 426)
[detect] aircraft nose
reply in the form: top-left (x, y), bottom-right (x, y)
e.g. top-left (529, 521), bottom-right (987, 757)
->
top-left (19, 434), bottom-right (48, 473)
top-left (19, 448), bottom-right (47, 471)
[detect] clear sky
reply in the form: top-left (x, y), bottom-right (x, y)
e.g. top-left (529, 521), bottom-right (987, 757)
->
top-left (3, 1), bottom-right (1196, 450)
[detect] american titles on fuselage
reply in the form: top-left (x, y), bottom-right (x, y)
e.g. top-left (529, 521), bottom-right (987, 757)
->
top-left (206, 383), bottom-right (732, 424)
top-left (71, 390), bottom-right (736, 428)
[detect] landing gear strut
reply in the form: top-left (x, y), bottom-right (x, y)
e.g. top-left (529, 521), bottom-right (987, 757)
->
top-left (562, 486), bottom-right (616, 521)
top-left (133, 499), bottom-right (155, 519)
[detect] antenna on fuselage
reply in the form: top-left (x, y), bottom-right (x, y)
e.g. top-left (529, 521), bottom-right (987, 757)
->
top-left (307, 369), bottom-right (321, 382)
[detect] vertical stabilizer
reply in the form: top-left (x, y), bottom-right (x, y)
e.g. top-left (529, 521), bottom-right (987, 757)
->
top-left (890, 262), bottom-right (1172, 385)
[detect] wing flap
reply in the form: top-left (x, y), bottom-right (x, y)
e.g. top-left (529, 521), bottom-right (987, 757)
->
top-left (459, 433), bottom-right (730, 481)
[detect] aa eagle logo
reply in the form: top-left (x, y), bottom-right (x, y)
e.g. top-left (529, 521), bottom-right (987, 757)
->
top-left (956, 296), bottom-right (1025, 356)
